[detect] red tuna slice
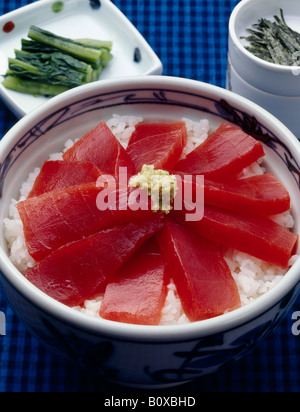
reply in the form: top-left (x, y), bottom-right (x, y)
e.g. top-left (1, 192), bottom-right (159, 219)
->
top-left (63, 121), bottom-right (135, 178)
top-left (157, 217), bottom-right (241, 322)
top-left (126, 122), bottom-right (188, 172)
top-left (176, 205), bottom-right (298, 269)
top-left (100, 239), bottom-right (169, 325)
top-left (25, 219), bottom-right (164, 307)
top-left (17, 183), bottom-right (158, 261)
top-left (175, 123), bottom-right (265, 180)
top-left (28, 160), bottom-right (101, 198)
top-left (175, 173), bottom-right (290, 216)
top-left (128, 121), bottom-right (188, 146)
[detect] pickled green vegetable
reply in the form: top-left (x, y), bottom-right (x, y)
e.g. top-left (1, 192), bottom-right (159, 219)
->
top-left (2, 26), bottom-right (113, 96)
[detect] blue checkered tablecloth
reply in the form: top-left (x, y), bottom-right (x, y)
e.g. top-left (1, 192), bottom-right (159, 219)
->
top-left (1, 0), bottom-right (300, 393)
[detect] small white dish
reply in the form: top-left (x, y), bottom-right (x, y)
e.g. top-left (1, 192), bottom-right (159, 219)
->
top-left (229, 0), bottom-right (300, 96)
top-left (0, 0), bottom-right (163, 118)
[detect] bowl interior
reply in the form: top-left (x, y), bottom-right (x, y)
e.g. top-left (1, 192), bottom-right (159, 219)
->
top-left (1, 78), bottom-right (300, 338)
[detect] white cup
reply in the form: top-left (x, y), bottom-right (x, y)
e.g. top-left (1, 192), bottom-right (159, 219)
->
top-left (228, 0), bottom-right (300, 136)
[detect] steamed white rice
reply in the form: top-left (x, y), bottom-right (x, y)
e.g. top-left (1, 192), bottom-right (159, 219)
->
top-left (3, 115), bottom-right (298, 325)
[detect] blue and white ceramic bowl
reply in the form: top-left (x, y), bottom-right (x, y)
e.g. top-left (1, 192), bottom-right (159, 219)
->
top-left (0, 76), bottom-right (300, 388)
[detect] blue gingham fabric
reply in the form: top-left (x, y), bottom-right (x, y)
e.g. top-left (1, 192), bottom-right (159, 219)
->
top-left (1, 0), bottom-right (300, 393)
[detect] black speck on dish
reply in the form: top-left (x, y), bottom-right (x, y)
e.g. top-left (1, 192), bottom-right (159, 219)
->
top-left (89, 0), bottom-right (101, 10)
top-left (134, 47), bottom-right (142, 63)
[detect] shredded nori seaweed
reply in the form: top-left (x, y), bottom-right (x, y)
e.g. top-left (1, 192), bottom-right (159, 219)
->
top-left (241, 9), bottom-right (300, 66)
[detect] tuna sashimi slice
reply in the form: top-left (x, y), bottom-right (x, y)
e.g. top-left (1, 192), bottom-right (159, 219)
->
top-left (175, 123), bottom-right (265, 180)
top-left (100, 240), bottom-right (168, 325)
top-left (63, 121), bottom-right (135, 178)
top-left (25, 219), bottom-right (164, 307)
top-left (176, 205), bottom-right (298, 269)
top-left (126, 122), bottom-right (188, 172)
top-left (157, 217), bottom-right (241, 322)
top-left (28, 160), bottom-right (101, 198)
top-left (17, 183), bottom-right (158, 261)
top-left (175, 173), bottom-right (291, 216)
top-left (128, 121), bottom-right (188, 146)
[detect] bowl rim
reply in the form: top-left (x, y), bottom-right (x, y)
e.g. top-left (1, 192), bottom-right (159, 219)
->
top-left (228, 56), bottom-right (300, 99)
top-left (1, 75), bottom-right (300, 342)
top-left (229, 0), bottom-right (300, 73)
